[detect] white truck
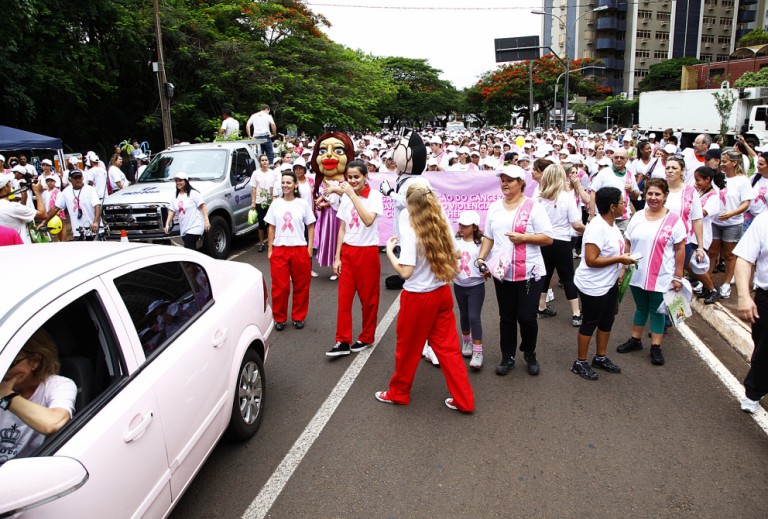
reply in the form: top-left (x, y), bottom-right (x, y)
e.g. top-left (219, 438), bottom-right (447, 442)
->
top-left (101, 141), bottom-right (262, 259)
top-left (638, 86), bottom-right (768, 146)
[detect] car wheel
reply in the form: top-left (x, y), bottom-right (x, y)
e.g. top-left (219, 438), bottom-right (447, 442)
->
top-left (228, 348), bottom-right (265, 441)
top-left (204, 215), bottom-right (231, 259)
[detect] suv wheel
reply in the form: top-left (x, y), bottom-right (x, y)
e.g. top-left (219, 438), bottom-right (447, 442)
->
top-left (204, 215), bottom-right (231, 259)
top-left (227, 348), bottom-right (265, 441)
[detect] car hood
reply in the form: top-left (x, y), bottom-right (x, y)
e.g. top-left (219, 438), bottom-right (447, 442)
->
top-left (104, 180), bottom-right (221, 205)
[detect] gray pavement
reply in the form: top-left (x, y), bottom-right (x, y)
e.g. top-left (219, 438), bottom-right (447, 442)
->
top-left (171, 237), bottom-right (768, 518)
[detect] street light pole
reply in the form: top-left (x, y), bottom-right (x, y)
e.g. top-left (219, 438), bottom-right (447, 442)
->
top-left (554, 66), bottom-right (605, 127)
top-left (533, 5), bottom-right (608, 131)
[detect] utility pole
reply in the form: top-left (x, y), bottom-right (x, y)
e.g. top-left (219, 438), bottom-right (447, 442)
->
top-left (154, 0), bottom-right (173, 148)
top-left (529, 61), bottom-right (534, 132)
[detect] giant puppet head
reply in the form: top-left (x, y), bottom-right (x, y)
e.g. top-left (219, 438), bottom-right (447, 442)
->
top-left (311, 131), bottom-right (355, 184)
top-left (392, 131), bottom-right (427, 175)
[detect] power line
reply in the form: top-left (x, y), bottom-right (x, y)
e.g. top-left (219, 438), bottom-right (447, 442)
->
top-left (307, 1), bottom-right (684, 11)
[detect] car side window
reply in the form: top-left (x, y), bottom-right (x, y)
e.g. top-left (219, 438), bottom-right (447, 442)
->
top-left (231, 148), bottom-right (251, 183)
top-left (114, 261), bottom-right (214, 358)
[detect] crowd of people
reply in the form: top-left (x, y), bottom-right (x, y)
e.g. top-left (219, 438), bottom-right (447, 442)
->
top-left (2, 122), bottom-right (767, 417)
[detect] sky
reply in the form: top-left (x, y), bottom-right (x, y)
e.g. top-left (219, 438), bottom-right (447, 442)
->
top-left (307, 0), bottom-right (543, 89)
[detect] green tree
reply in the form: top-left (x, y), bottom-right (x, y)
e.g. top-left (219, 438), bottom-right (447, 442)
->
top-left (734, 67), bottom-right (768, 87)
top-left (737, 28), bottom-right (768, 48)
top-left (572, 96), bottom-right (639, 129)
top-left (713, 89), bottom-right (737, 143)
top-left (638, 57), bottom-right (702, 92)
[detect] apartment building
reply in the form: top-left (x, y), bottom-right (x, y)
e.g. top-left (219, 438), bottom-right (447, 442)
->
top-left (541, 0), bottom-right (766, 98)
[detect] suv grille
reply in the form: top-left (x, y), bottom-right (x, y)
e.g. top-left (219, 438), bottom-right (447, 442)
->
top-left (102, 204), bottom-right (169, 235)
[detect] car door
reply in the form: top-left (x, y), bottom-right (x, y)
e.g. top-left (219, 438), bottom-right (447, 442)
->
top-left (103, 258), bottom-right (232, 501)
top-left (231, 147), bottom-right (255, 232)
top-left (0, 281), bottom-right (172, 518)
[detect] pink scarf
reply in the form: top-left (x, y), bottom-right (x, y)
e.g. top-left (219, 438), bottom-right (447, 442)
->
top-left (644, 211), bottom-right (681, 291)
top-left (488, 198), bottom-right (536, 282)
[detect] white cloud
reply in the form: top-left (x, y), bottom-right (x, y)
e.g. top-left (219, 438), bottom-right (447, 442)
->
top-left (309, 0), bottom-right (543, 89)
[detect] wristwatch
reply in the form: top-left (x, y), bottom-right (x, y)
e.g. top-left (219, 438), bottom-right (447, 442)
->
top-left (0, 392), bottom-right (19, 411)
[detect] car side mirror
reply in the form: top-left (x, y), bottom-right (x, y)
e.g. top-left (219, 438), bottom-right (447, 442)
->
top-left (0, 456), bottom-right (88, 516)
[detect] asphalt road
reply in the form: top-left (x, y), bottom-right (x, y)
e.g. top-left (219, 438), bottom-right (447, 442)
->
top-left (171, 235), bottom-right (768, 518)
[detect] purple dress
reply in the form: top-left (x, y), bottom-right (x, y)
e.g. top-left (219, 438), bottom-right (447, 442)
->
top-left (314, 184), bottom-right (341, 267)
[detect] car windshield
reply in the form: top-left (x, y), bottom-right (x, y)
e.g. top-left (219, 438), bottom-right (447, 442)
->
top-left (138, 149), bottom-right (228, 183)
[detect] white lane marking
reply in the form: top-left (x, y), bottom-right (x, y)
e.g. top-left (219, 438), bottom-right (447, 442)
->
top-left (677, 322), bottom-right (768, 435)
top-left (242, 293), bottom-right (401, 519)
top-left (229, 248), bottom-right (251, 260)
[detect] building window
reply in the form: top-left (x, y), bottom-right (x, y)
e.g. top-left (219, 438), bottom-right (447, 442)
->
top-left (716, 54), bottom-right (730, 61)
top-left (721, 17), bottom-right (732, 26)
top-left (721, 0), bottom-right (734, 6)
top-left (636, 49), bottom-right (650, 58)
top-left (703, 16), bottom-right (716, 24)
top-left (656, 12), bottom-right (671, 21)
top-left (637, 30), bottom-right (651, 39)
top-left (634, 69), bottom-right (649, 78)
top-left (638, 10), bottom-right (652, 19)
top-left (617, 32), bottom-right (626, 41)
top-left (709, 67), bottom-right (725, 77)
top-left (702, 34), bottom-right (715, 43)
top-left (656, 31), bottom-right (670, 41)
top-left (704, 0), bottom-right (717, 5)
top-left (616, 71), bottom-right (623, 79)
top-left (701, 53), bottom-right (713, 61)
top-left (718, 35), bottom-right (731, 44)
top-left (654, 50), bottom-right (667, 59)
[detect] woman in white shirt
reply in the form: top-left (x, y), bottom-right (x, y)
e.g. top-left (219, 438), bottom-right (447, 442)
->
top-left (326, 161), bottom-right (384, 357)
top-left (663, 156), bottom-right (705, 270)
top-left (164, 172), bottom-right (210, 249)
top-left (376, 183), bottom-right (474, 413)
top-left (250, 154), bottom-right (277, 253)
top-left (477, 166), bottom-right (554, 377)
top-left (572, 187), bottom-right (636, 380)
top-left (618, 178), bottom-right (687, 366)
top-left (108, 154), bottom-right (129, 192)
top-left (745, 152), bottom-right (768, 232)
top-left (265, 171), bottom-right (316, 331)
top-left (534, 164), bottom-right (585, 326)
top-left (711, 148), bottom-right (755, 299)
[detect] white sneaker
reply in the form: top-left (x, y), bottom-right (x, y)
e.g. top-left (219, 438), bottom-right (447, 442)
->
top-left (461, 339), bottom-right (472, 358)
top-left (719, 284), bottom-right (731, 299)
top-left (741, 396), bottom-right (761, 414)
top-left (423, 343), bottom-right (439, 366)
top-left (469, 351), bottom-right (483, 369)
top-left (330, 274), bottom-right (339, 281)
top-left (572, 249), bottom-right (580, 259)
top-left (692, 281), bottom-right (703, 294)
top-left (546, 289), bottom-right (555, 303)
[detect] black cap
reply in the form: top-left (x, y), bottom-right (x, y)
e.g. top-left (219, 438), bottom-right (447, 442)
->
top-left (704, 149), bottom-right (721, 160)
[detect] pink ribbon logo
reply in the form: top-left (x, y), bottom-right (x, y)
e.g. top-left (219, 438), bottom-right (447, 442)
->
top-left (178, 200), bottom-right (185, 216)
top-left (459, 251), bottom-right (471, 275)
top-left (719, 187), bottom-right (727, 206)
top-left (349, 208), bottom-right (361, 229)
top-left (282, 212), bottom-right (294, 233)
top-left (73, 196), bottom-right (80, 212)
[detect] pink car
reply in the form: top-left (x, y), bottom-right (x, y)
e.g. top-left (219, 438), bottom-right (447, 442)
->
top-left (0, 243), bottom-right (272, 517)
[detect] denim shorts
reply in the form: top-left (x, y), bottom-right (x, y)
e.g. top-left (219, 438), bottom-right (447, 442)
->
top-left (712, 223), bottom-right (743, 243)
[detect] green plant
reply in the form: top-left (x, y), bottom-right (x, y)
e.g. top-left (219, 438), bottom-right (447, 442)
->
top-left (712, 89), bottom-right (737, 143)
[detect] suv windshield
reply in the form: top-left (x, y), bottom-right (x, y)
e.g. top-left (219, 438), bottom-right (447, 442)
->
top-left (139, 149), bottom-right (228, 183)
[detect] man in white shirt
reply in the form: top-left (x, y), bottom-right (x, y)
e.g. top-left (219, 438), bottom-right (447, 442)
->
top-left (682, 133), bottom-right (711, 186)
top-left (218, 109), bottom-right (240, 139)
top-left (246, 104), bottom-right (277, 164)
top-left (0, 173), bottom-right (47, 243)
top-left (85, 152), bottom-right (109, 199)
top-left (41, 169), bottom-right (102, 239)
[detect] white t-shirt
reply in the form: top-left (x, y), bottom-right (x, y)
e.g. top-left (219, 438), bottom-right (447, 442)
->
top-left (589, 167), bottom-right (638, 220)
top-left (297, 175), bottom-right (315, 206)
top-left (631, 157), bottom-right (661, 179)
top-left (220, 117), bottom-right (240, 138)
top-left (86, 166), bottom-right (108, 198)
top-left (0, 199), bottom-right (36, 243)
top-left (55, 184), bottom-right (102, 236)
top-left (682, 148), bottom-right (706, 186)
top-left (664, 185), bottom-right (702, 242)
top-left (264, 197), bottom-right (315, 246)
top-left (693, 190), bottom-right (721, 250)
top-left (454, 237), bottom-right (484, 287)
top-left (714, 175), bottom-right (755, 227)
top-left (749, 175), bottom-right (768, 216)
top-left (337, 189), bottom-right (383, 247)
top-left (485, 198), bottom-right (553, 282)
top-left (0, 375), bottom-right (76, 465)
top-left (172, 190), bottom-right (205, 236)
top-left (534, 188), bottom-right (581, 241)
top-left (108, 166), bottom-right (129, 191)
top-left (575, 215), bottom-right (626, 296)
top-left (625, 210), bottom-right (687, 292)
top-left (247, 111), bottom-right (275, 137)
top-left (734, 211), bottom-right (768, 290)
top-left (249, 170), bottom-right (277, 205)
top-left (398, 210), bottom-right (446, 293)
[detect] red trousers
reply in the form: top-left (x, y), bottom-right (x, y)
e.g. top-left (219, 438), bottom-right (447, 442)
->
top-left (387, 285), bottom-right (475, 412)
top-left (270, 246), bottom-right (311, 323)
top-left (336, 244), bottom-right (381, 344)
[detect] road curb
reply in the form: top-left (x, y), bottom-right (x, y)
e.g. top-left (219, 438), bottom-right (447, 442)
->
top-left (691, 297), bottom-right (753, 361)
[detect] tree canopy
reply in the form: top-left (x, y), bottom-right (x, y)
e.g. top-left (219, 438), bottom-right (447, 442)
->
top-left (737, 28), bottom-right (768, 49)
top-left (734, 67), bottom-right (768, 88)
top-left (638, 57), bottom-right (702, 92)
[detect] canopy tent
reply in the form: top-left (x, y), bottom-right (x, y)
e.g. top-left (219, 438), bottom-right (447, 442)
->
top-left (0, 125), bottom-right (62, 151)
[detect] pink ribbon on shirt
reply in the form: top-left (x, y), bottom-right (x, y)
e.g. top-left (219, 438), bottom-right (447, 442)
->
top-left (349, 208), bottom-right (361, 229)
top-left (282, 212), bottom-right (294, 233)
top-left (178, 200), bottom-right (185, 216)
top-left (459, 251), bottom-right (471, 275)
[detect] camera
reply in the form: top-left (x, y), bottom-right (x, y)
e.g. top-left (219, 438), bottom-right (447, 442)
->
top-left (22, 172), bottom-right (38, 186)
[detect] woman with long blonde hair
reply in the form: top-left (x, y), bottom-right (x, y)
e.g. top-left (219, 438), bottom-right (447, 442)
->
top-left (376, 183), bottom-right (475, 413)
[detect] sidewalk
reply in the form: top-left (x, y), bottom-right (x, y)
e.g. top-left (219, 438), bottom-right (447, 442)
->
top-left (692, 271), bottom-right (754, 362)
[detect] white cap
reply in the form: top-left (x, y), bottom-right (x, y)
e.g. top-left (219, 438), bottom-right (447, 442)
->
top-left (86, 151), bottom-right (99, 163)
top-left (281, 163), bottom-right (293, 172)
top-left (0, 154), bottom-right (5, 162)
top-left (598, 157), bottom-right (612, 167)
top-left (565, 155), bottom-right (582, 165)
top-left (458, 147), bottom-right (470, 155)
top-left (429, 136), bottom-right (442, 145)
top-left (496, 164), bottom-right (526, 179)
top-left (662, 144), bottom-right (677, 154)
top-left (427, 158), bottom-right (439, 166)
top-left (41, 159), bottom-right (53, 166)
top-left (0, 174), bottom-right (10, 190)
top-left (518, 155), bottom-right (532, 162)
top-left (649, 133), bottom-right (656, 139)
top-left (469, 150), bottom-right (480, 157)
top-left (458, 210), bottom-right (480, 226)
top-left (11, 165), bottom-right (26, 174)
top-left (67, 156), bottom-right (80, 166)
top-left (173, 171), bottom-right (189, 180)
top-left (292, 157), bottom-right (307, 169)
top-left (689, 253), bottom-right (710, 275)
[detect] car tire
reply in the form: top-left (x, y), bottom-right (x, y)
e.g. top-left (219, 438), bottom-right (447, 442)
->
top-left (203, 215), bottom-right (231, 259)
top-left (227, 348), bottom-right (266, 441)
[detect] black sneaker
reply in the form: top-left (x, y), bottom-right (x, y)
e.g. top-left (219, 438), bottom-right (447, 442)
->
top-left (293, 320), bottom-right (305, 329)
top-left (257, 243), bottom-right (265, 253)
top-left (571, 360), bottom-right (598, 380)
top-left (572, 314), bottom-right (583, 327)
top-left (326, 342), bottom-right (351, 357)
top-left (650, 345), bottom-right (665, 365)
top-left (617, 337), bottom-right (642, 353)
top-left (350, 340), bottom-right (372, 352)
top-left (524, 352), bottom-right (540, 376)
top-left (495, 357), bottom-right (516, 376)
top-left (537, 306), bottom-right (557, 318)
top-left (275, 322), bottom-right (286, 332)
top-left (704, 289), bottom-right (719, 305)
top-left (592, 356), bottom-right (621, 373)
